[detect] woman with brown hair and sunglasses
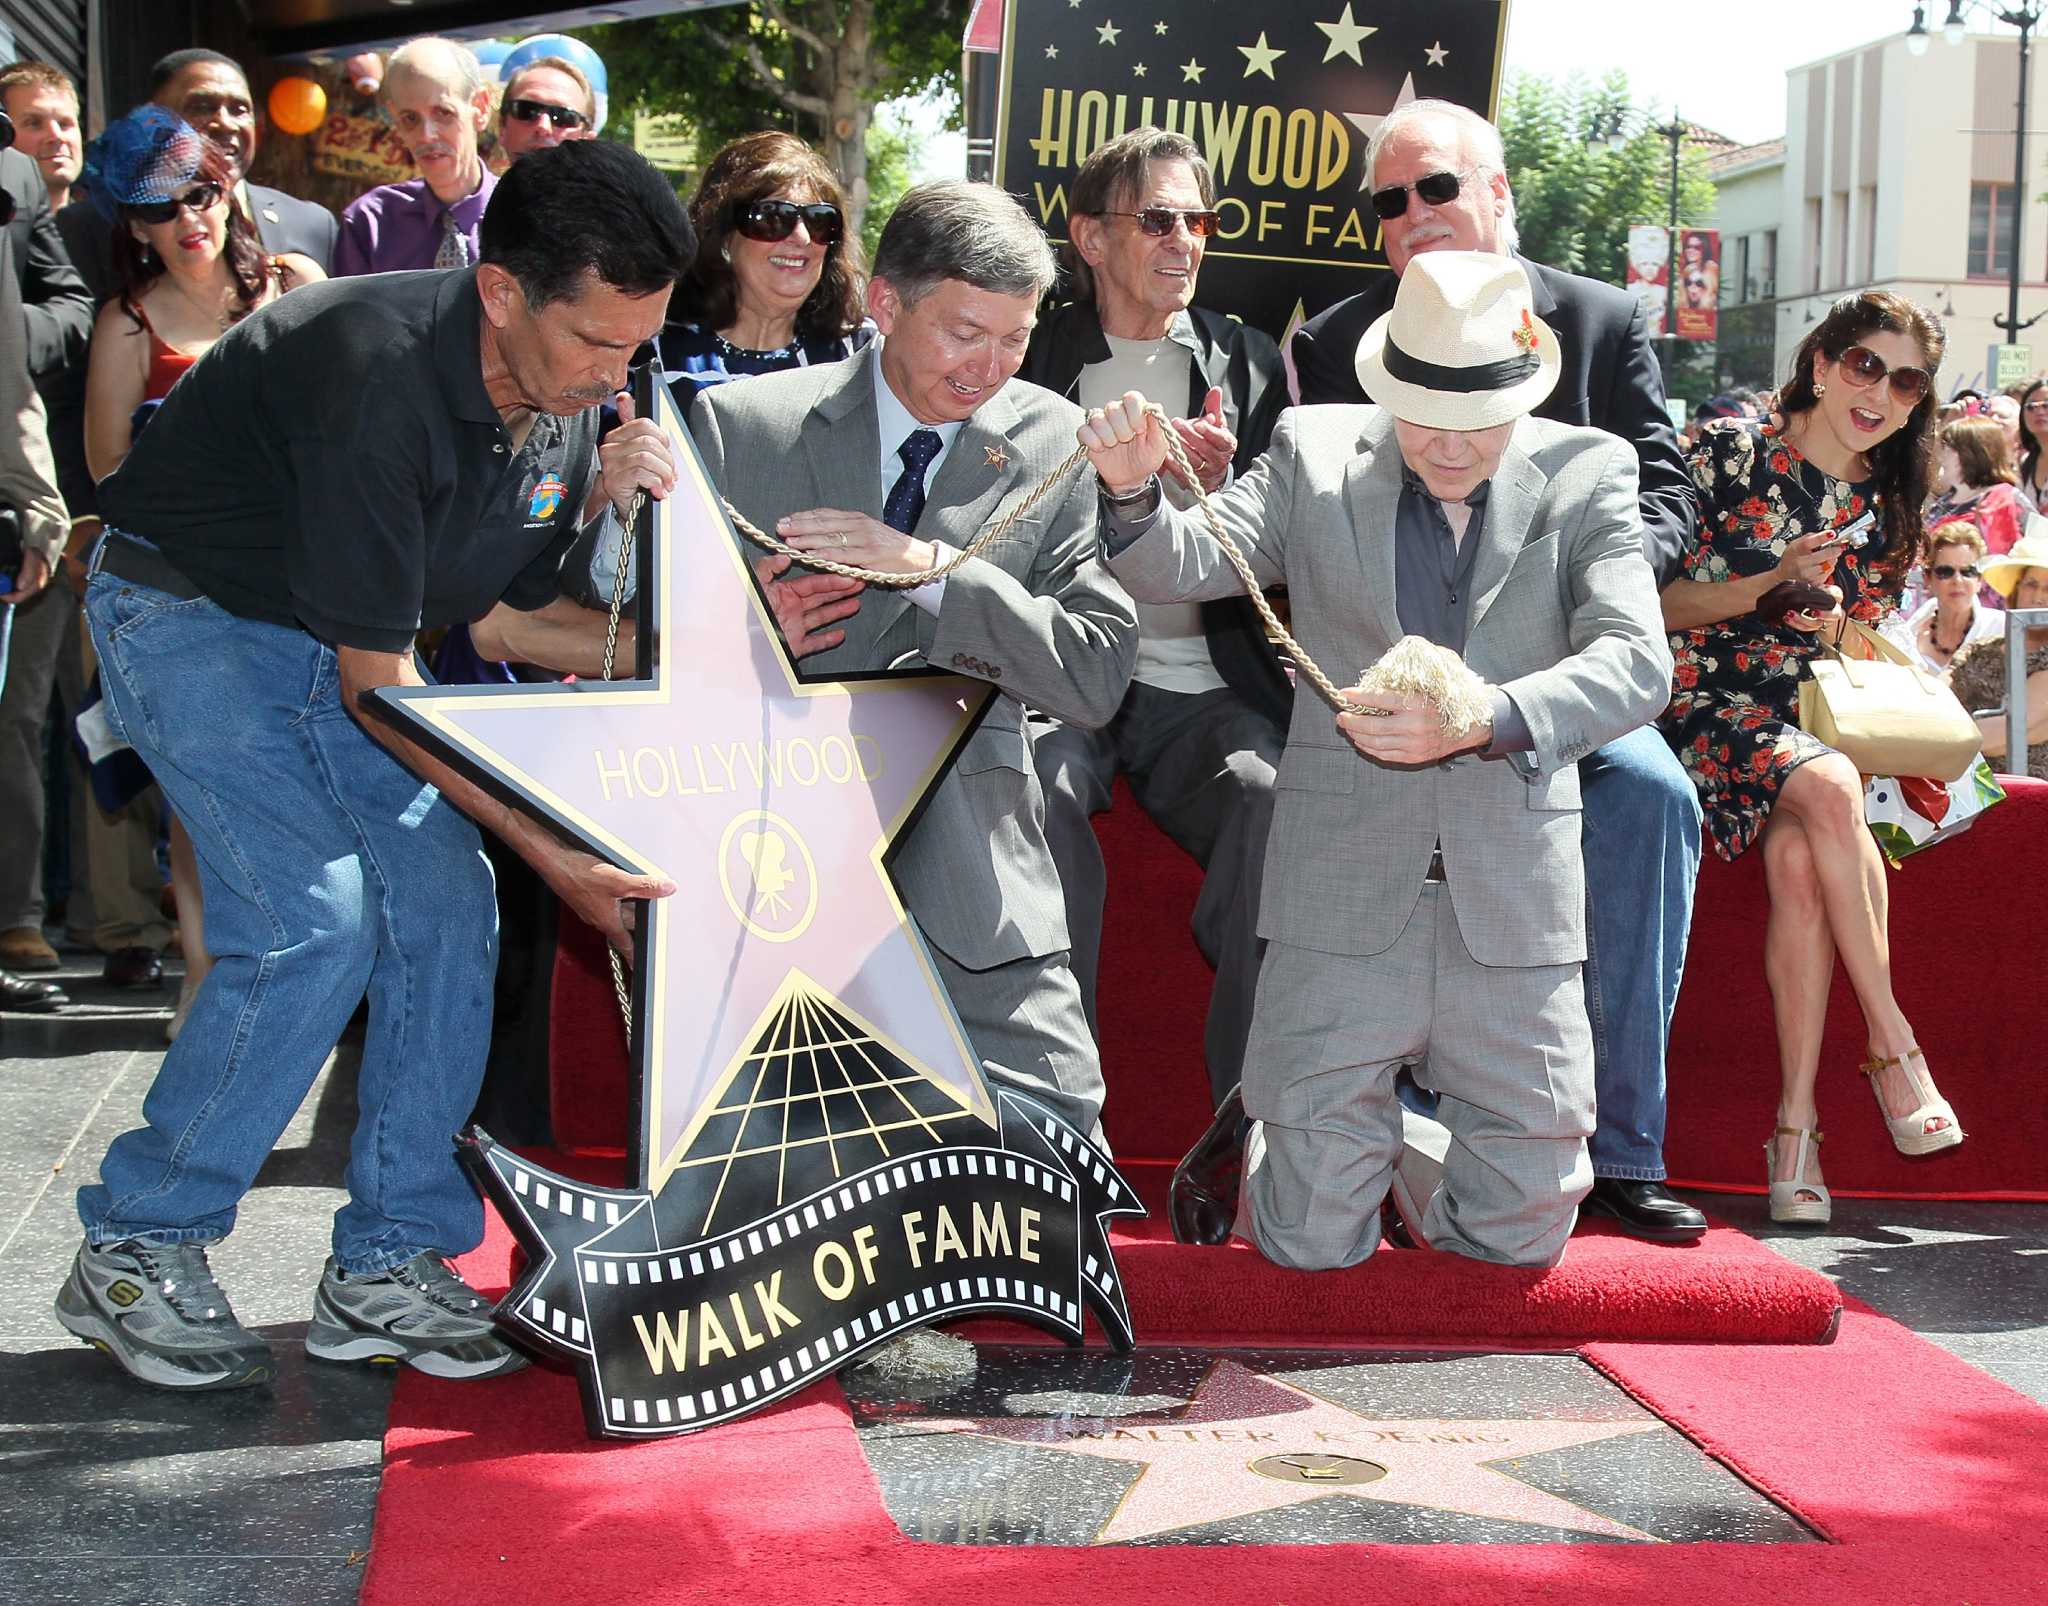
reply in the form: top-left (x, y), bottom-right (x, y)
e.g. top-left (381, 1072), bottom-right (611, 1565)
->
top-left (657, 131), bottom-right (870, 413)
top-left (1659, 290), bottom-right (1963, 1225)
top-left (79, 105), bottom-right (323, 1037)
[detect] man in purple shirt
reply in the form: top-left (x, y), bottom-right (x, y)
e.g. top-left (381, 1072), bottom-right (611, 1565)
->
top-left (335, 37), bottom-right (496, 276)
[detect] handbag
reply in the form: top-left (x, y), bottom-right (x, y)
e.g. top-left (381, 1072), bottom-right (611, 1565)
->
top-left (1797, 618), bottom-right (1981, 782)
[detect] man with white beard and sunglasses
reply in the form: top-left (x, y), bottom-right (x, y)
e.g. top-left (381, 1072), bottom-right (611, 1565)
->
top-left (1268, 98), bottom-right (1707, 1246)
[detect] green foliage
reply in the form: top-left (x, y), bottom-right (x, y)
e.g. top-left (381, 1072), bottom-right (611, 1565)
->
top-left (862, 106), bottom-right (926, 261)
top-left (588, 2), bottom-right (966, 167)
top-left (1499, 69), bottom-right (1718, 289)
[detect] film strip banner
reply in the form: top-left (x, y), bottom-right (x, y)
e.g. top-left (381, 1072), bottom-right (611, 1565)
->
top-left (464, 1090), bottom-right (1144, 1439)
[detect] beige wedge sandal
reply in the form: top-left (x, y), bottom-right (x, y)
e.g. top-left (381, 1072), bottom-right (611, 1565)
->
top-left (1861, 1047), bottom-right (1965, 1157)
top-left (1767, 1126), bottom-right (1831, 1226)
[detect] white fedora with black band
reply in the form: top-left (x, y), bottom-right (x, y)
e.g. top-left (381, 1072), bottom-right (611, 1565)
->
top-left (1354, 251), bottom-right (1562, 430)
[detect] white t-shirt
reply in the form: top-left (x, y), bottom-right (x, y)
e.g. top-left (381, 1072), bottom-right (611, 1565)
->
top-left (1079, 330), bottom-right (1227, 696)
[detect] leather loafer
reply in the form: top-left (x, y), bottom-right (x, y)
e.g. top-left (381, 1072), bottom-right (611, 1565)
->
top-left (1169, 1085), bottom-right (1245, 1246)
top-left (102, 946), bottom-right (165, 989)
top-left (1579, 1177), bottom-right (1708, 1241)
top-left (1, 970), bottom-right (68, 1012)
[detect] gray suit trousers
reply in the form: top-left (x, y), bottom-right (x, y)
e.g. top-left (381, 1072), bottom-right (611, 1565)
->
top-left (1033, 681), bottom-right (1282, 1110)
top-left (1239, 886), bottom-right (1595, 1270)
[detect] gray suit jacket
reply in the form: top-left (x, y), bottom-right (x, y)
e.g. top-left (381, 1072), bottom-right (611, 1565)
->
top-left (1106, 407), bottom-right (1673, 968)
top-left (690, 356), bottom-right (1139, 970)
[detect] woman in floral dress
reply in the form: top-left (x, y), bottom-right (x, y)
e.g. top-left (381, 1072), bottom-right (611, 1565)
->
top-left (1659, 291), bottom-right (1964, 1225)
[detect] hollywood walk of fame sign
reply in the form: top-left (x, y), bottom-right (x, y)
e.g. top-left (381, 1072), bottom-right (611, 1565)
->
top-left (991, 0), bottom-right (1511, 341)
top-left (374, 375), bottom-right (1142, 1440)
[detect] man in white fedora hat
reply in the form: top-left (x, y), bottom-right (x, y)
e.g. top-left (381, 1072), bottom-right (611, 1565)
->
top-left (1075, 251), bottom-right (1673, 1268)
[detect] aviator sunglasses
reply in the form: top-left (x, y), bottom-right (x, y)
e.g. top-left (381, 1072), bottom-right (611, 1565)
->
top-left (1833, 343), bottom-right (1933, 404)
top-left (1369, 169), bottom-right (1473, 221)
top-left (504, 99), bottom-right (590, 131)
top-left (1929, 563), bottom-right (1982, 580)
top-left (732, 199), bottom-right (845, 246)
top-left (1096, 206), bottom-right (1223, 237)
top-left (130, 181), bottom-right (225, 226)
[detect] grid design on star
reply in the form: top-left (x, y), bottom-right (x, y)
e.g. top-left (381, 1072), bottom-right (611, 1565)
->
top-left (678, 983), bottom-right (983, 1235)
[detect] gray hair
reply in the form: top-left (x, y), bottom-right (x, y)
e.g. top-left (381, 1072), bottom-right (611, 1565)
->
top-left (504, 56), bottom-right (595, 118)
top-left (1064, 126), bottom-right (1215, 303)
top-left (384, 36), bottom-right (486, 106)
top-left (1365, 97), bottom-right (1518, 253)
top-left (872, 181), bottom-right (1057, 308)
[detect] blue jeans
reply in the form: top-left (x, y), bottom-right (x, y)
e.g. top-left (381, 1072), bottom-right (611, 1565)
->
top-left (1397, 728), bottom-right (1701, 1180)
top-left (1579, 725), bottom-right (1701, 1180)
top-left (76, 572), bottom-right (499, 1273)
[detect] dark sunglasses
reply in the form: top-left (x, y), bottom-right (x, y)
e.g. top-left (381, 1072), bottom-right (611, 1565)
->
top-left (1835, 343), bottom-right (1933, 404)
top-left (129, 181), bottom-right (224, 226)
top-left (732, 199), bottom-right (844, 246)
top-left (1096, 206), bottom-right (1223, 238)
top-left (504, 98), bottom-right (590, 131)
top-left (1929, 563), bottom-right (1983, 580)
top-left (1369, 169), bottom-right (1469, 221)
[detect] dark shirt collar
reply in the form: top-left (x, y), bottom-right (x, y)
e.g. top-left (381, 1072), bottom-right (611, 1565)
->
top-left (436, 166), bottom-right (495, 229)
top-left (432, 270), bottom-right (506, 426)
top-left (1398, 460), bottom-right (1492, 509)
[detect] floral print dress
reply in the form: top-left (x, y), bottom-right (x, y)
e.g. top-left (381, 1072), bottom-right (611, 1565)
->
top-left (1661, 420), bottom-right (1908, 861)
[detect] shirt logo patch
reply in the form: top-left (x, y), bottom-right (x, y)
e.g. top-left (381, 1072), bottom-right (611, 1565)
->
top-left (528, 474), bottom-right (569, 523)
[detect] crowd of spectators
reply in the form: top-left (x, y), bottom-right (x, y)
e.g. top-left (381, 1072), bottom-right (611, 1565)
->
top-left (3, 35), bottom-right (2040, 1397)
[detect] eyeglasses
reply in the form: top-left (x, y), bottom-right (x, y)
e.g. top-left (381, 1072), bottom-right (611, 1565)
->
top-left (129, 181), bottom-right (224, 226)
top-left (2023, 400), bottom-right (2048, 416)
top-left (1368, 169), bottom-right (1473, 221)
top-left (732, 199), bottom-right (844, 246)
top-left (504, 99), bottom-right (590, 131)
top-left (1833, 343), bottom-right (1933, 404)
top-left (1929, 563), bottom-right (1983, 580)
top-left (1095, 207), bottom-right (1223, 238)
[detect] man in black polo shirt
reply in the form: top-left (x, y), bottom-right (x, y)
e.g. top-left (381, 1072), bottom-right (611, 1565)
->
top-left (53, 142), bottom-right (694, 1391)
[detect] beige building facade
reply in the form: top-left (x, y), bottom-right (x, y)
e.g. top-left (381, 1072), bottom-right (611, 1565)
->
top-left (1717, 27), bottom-right (2048, 397)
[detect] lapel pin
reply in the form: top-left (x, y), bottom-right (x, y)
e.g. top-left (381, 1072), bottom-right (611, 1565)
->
top-left (262, 205), bottom-right (281, 224)
top-left (984, 444), bottom-right (1008, 470)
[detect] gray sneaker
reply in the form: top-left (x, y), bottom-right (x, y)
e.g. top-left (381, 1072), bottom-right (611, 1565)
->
top-left (54, 1239), bottom-right (273, 1391)
top-left (305, 1252), bottom-right (527, 1380)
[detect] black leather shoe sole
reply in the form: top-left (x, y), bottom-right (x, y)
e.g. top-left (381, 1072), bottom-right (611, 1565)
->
top-left (1579, 1183), bottom-right (1709, 1242)
top-left (1169, 1086), bottom-right (1245, 1247)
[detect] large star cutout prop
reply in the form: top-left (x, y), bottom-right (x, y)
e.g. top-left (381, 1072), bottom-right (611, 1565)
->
top-left (1315, 4), bottom-right (1377, 64)
top-left (918, 1358), bottom-right (1661, 1543)
top-left (1344, 72), bottom-right (1421, 190)
top-left (376, 380), bottom-right (996, 1196)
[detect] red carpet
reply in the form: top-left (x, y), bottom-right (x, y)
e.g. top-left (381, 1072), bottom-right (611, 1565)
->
top-left (548, 776), bottom-right (2048, 1195)
top-left (362, 1285), bottom-right (2048, 1606)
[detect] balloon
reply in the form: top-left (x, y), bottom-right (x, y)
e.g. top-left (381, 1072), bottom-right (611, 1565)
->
top-left (500, 34), bottom-right (609, 133)
top-left (468, 39), bottom-right (515, 72)
top-left (341, 52), bottom-right (382, 97)
top-left (267, 76), bottom-right (327, 137)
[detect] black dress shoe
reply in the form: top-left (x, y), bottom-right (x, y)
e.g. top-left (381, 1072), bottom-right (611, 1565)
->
top-left (1169, 1085), bottom-right (1245, 1246)
top-left (1379, 1194), bottom-right (1417, 1250)
top-left (1, 970), bottom-right (68, 1012)
top-left (1579, 1177), bottom-right (1708, 1241)
top-left (103, 946), bottom-right (165, 989)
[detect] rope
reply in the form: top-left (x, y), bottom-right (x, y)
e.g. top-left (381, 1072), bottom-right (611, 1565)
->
top-left (723, 399), bottom-right (1366, 714)
top-left (593, 400), bottom-right (1377, 1040)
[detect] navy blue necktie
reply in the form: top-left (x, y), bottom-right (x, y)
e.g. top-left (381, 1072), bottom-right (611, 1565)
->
top-left (884, 428), bottom-right (944, 535)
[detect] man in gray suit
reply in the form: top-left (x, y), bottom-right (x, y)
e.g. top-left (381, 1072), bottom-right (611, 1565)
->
top-left (690, 180), bottom-right (1139, 1142)
top-left (1077, 252), bottom-right (1672, 1267)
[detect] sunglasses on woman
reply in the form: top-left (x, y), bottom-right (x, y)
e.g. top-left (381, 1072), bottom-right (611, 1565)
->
top-left (1096, 206), bottom-right (1223, 237)
top-left (1929, 563), bottom-right (1982, 580)
top-left (503, 99), bottom-right (590, 131)
top-left (130, 181), bottom-right (224, 226)
top-left (1833, 343), bottom-right (1933, 404)
top-left (1368, 169), bottom-right (1471, 221)
top-left (732, 199), bottom-right (844, 246)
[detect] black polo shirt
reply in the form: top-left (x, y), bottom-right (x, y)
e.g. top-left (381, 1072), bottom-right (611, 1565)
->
top-left (98, 269), bottom-right (598, 653)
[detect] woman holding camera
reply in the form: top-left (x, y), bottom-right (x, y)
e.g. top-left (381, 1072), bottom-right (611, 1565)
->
top-left (1659, 291), bottom-right (1961, 1225)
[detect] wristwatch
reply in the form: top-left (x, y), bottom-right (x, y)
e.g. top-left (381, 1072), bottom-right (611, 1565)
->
top-left (1098, 475), bottom-right (1161, 511)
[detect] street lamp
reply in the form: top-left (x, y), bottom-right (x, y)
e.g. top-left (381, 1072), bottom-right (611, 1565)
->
top-left (1583, 103), bottom-right (1690, 387)
top-left (1908, 1), bottom-right (2047, 358)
